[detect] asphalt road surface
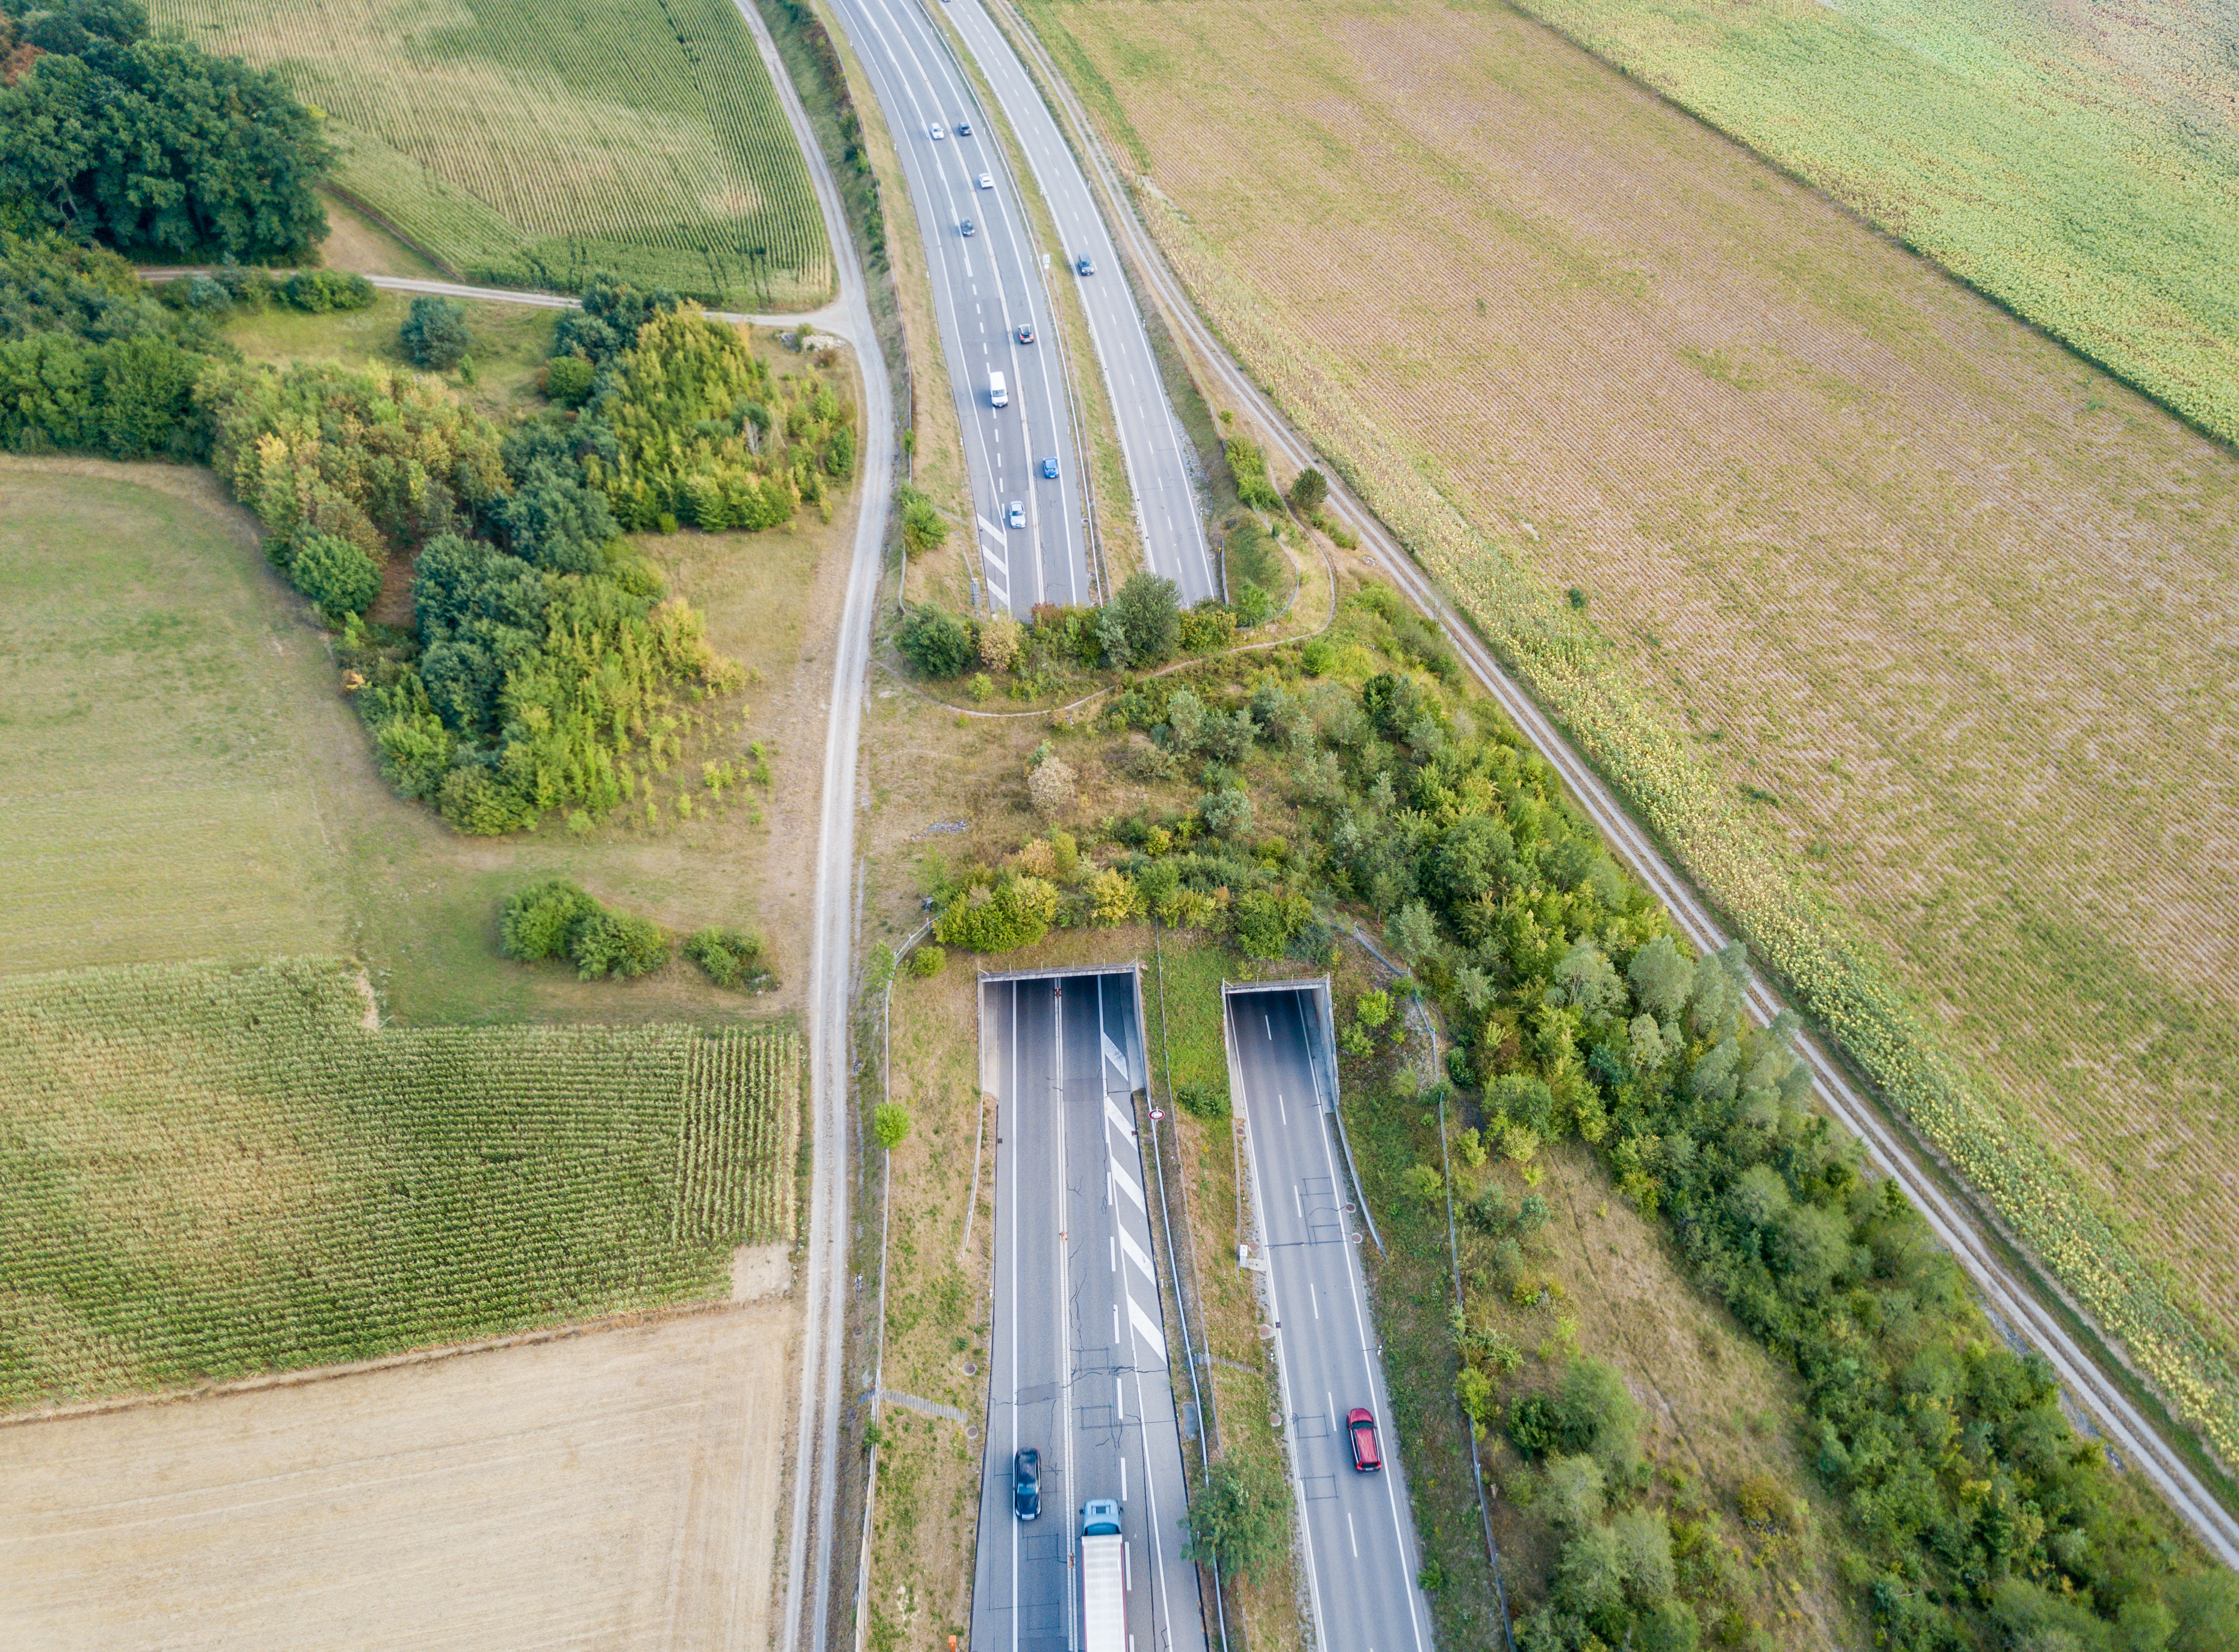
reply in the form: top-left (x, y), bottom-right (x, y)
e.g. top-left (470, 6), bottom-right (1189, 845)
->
top-left (822, 0), bottom-right (1088, 614)
top-left (1228, 985), bottom-right (1432, 1652)
top-left (938, 0), bottom-right (1218, 607)
top-left (974, 971), bottom-right (1205, 1652)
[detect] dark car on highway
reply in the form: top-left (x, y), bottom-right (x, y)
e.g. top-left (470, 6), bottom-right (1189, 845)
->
top-left (1076, 255), bottom-right (1095, 276)
top-left (1016, 323), bottom-right (1035, 344)
top-left (1014, 1448), bottom-right (1041, 1520)
top-left (1347, 1408), bottom-right (1382, 1472)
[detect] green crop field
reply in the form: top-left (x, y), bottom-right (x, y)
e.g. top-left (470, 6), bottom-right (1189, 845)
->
top-left (152, 0), bottom-right (832, 309)
top-left (0, 958), bottom-right (799, 1410)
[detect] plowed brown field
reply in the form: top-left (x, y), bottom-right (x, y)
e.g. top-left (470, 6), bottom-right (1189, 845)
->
top-left (1019, 0), bottom-right (2239, 1379)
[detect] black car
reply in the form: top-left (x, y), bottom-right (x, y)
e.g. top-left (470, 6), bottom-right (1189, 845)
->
top-left (1014, 1448), bottom-right (1041, 1520)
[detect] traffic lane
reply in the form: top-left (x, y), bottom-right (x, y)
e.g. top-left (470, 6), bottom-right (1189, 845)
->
top-left (830, 0), bottom-right (1080, 611)
top-left (944, 0), bottom-right (1216, 602)
top-left (858, 0), bottom-right (1082, 606)
top-left (976, 978), bottom-right (1073, 1652)
top-left (1062, 974), bottom-right (1204, 1652)
top-left (1233, 989), bottom-right (1431, 1652)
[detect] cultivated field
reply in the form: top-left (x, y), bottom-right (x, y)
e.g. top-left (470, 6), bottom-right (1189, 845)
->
top-left (1021, 0), bottom-right (2239, 1449)
top-left (151, 0), bottom-right (832, 307)
top-left (0, 958), bottom-right (797, 1410)
top-left (0, 1304), bottom-right (792, 1650)
top-left (1515, 0), bottom-right (2239, 447)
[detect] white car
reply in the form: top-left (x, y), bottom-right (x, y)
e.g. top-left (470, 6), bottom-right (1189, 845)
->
top-left (1006, 500), bottom-right (1024, 529)
top-left (929, 124), bottom-right (945, 140)
top-left (977, 173), bottom-right (994, 190)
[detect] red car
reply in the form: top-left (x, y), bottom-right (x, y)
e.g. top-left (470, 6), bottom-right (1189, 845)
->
top-left (1347, 1408), bottom-right (1382, 1472)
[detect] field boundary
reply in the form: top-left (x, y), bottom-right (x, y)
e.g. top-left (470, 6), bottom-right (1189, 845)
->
top-left (0, 1298), bottom-right (750, 1430)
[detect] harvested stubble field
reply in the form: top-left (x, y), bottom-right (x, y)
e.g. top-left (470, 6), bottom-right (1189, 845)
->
top-left (0, 1303), bottom-right (792, 1650)
top-left (0, 958), bottom-right (797, 1410)
top-left (150, 0), bottom-right (832, 307)
top-left (1021, 0), bottom-right (2239, 1450)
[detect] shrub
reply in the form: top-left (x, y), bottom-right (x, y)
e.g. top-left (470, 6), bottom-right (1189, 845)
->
top-left (1182, 1451), bottom-right (1288, 1583)
top-left (500, 879), bottom-right (599, 962)
top-left (1179, 600), bottom-right (1236, 653)
top-left (873, 1103), bottom-right (911, 1150)
top-left (1027, 752), bottom-right (1077, 819)
top-left (571, 909), bottom-right (669, 980)
top-left (1233, 581), bottom-right (1274, 628)
top-left (897, 603), bottom-right (973, 678)
top-left (684, 925), bottom-right (773, 990)
top-left (282, 269), bottom-right (374, 313)
top-left (933, 876), bottom-right (1060, 953)
top-left (898, 484), bottom-right (948, 556)
top-left (500, 881), bottom-right (667, 979)
top-left (1112, 572), bottom-right (1181, 664)
top-left (978, 612), bottom-right (1023, 672)
top-left (544, 354), bottom-right (597, 405)
top-left (1224, 436), bottom-right (1282, 511)
top-left (1299, 637), bottom-right (1334, 675)
top-left (1200, 787), bottom-right (1253, 838)
top-left (287, 531), bottom-right (381, 617)
top-left (907, 943), bottom-right (946, 978)
top-left (1289, 466), bottom-right (1327, 513)
top-left (1175, 1083), bottom-right (1228, 1120)
top-left (399, 295), bottom-right (470, 370)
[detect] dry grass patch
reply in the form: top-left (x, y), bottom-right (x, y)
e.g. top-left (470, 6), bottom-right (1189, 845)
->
top-left (1021, 0), bottom-right (2239, 1438)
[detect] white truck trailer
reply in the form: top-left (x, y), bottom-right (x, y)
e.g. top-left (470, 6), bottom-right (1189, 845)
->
top-left (1080, 1499), bottom-right (1124, 1652)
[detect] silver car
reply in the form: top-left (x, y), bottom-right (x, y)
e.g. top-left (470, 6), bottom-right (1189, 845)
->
top-left (1006, 500), bottom-right (1024, 529)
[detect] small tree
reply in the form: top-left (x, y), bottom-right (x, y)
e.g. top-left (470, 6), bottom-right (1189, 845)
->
top-left (288, 531), bottom-right (381, 617)
top-left (1027, 752), bottom-right (1077, 819)
top-left (897, 485), bottom-right (948, 557)
top-left (873, 1103), bottom-right (912, 1150)
top-left (545, 354), bottom-right (597, 405)
top-left (897, 604), bottom-right (974, 678)
top-left (1112, 572), bottom-right (1181, 664)
top-left (1289, 466), bottom-right (1328, 513)
top-left (978, 612), bottom-right (1023, 672)
top-left (399, 295), bottom-right (471, 369)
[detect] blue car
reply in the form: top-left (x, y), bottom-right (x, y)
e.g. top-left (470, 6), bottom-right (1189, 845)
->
top-left (1041, 457), bottom-right (1059, 480)
top-left (1014, 1448), bottom-right (1040, 1520)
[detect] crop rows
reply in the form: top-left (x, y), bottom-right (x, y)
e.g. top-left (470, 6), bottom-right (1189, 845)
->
top-left (674, 1027), bottom-right (800, 1244)
top-left (0, 958), bottom-right (794, 1410)
top-left (152, 0), bottom-right (832, 307)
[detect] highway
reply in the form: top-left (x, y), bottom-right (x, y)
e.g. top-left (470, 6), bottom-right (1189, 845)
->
top-left (1227, 984), bottom-right (1431, 1652)
top-left (937, 0), bottom-right (1218, 607)
top-left (984, 2), bottom-right (2239, 1567)
top-left (973, 970), bottom-right (1204, 1652)
top-left (823, 0), bottom-right (1088, 614)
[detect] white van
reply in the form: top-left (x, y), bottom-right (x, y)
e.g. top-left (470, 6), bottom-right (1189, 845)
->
top-left (989, 370), bottom-right (1009, 409)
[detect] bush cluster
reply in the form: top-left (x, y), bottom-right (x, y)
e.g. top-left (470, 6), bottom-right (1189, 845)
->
top-left (684, 925), bottom-right (774, 991)
top-left (499, 880), bottom-right (670, 981)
